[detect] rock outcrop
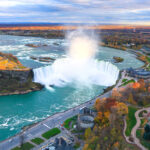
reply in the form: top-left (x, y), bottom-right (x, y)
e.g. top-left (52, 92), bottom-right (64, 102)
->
top-left (0, 69), bottom-right (43, 95)
top-left (0, 52), bottom-right (43, 95)
top-left (113, 56), bottom-right (124, 63)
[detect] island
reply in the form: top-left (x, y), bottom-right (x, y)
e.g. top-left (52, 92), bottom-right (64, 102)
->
top-left (30, 56), bottom-right (55, 62)
top-left (0, 52), bottom-right (43, 95)
top-left (113, 56), bottom-right (124, 63)
top-left (25, 43), bottom-right (48, 48)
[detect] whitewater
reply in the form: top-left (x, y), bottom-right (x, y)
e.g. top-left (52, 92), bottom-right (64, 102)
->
top-left (33, 30), bottom-right (119, 88)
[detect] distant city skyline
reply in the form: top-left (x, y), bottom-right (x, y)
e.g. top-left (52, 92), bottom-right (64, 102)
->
top-left (0, 0), bottom-right (150, 25)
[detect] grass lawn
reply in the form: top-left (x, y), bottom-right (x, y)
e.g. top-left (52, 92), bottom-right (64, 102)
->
top-left (120, 79), bottom-right (135, 87)
top-left (145, 103), bottom-right (150, 107)
top-left (146, 57), bottom-right (150, 63)
top-left (136, 129), bottom-right (150, 150)
top-left (125, 106), bottom-right (138, 136)
top-left (11, 142), bottom-right (34, 150)
top-left (11, 147), bottom-right (21, 150)
top-left (63, 116), bottom-right (77, 130)
top-left (140, 119), bottom-right (147, 128)
top-left (42, 128), bottom-right (61, 139)
top-left (122, 78), bottom-right (128, 83)
top-left (31, 137), bottom-right (44, 145)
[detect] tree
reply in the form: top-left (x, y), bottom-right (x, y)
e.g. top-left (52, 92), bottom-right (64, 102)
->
top-left (104, 111), bottom-right (110, 119)
top-left (83, 144), bottom-right (89, 150)
top-left (94, 98), bottom-right (101, 112)
top-left (132, 82), bottom-right (140, 89)
top-left (85, 128), bottom-right (92, 140)
top-left (143, 124), bottom-right (150, 140)
top-left (117, 102), bottom-right (128, 116)
top-left (148, 86), bottom-right (150, 93)
top-left (95, 144), bottom-right (100, 150)
top-left (97, 112), bottom-right (103, 120)
top-left (112, 88), bottom-right (121, 100)
top-left (128, 93), bottom-right (136, 105)
top-left (93, 125), bottom-right (99, 135)
top-left (138, 79), bottom-right (146, 92)
top-left (104, 98), bottom-right (117, 110)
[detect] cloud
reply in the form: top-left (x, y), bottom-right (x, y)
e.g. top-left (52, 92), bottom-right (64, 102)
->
top-left (0, 0), bottom-right (150, 24)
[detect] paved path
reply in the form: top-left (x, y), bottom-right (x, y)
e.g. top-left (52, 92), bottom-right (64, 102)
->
top-left (130, 107), bottom-right (150, 150)
top-left (123, 117), bottom-right (134, 144)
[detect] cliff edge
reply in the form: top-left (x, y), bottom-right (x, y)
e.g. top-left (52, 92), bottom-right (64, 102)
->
top-left (0, 52), bottom-right (43, 95)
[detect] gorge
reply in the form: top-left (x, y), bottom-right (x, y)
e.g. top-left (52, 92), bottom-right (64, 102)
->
top-left (0, 34), bottom-right (144, 141)
top-left (33, 30), bottom-right (119, 89)
top-left (0, 52), bottom-right (42, 95)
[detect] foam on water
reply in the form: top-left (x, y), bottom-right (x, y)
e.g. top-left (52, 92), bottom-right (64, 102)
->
top-left (33, 30), bottom-right (119, 88)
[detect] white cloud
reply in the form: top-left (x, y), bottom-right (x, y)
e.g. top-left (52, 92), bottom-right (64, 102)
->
top-left (0, 0), bottom-right (24, 7)
top-left (71, 0), bottom-right (90, 3)
top-left (0, 0), bottom-right (150, 24)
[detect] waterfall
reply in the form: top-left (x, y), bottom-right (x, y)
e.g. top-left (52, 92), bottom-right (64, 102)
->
top-left (33, 29), bottom-right (119, 88)
top-left (33, 60), bottom-right (119, 87)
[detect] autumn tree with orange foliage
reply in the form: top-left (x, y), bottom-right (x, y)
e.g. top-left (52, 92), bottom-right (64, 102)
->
top-left (132, 82), bottom-right (140, 89)
top-left (148, 86), bottom-right (150, 93)
top-left (116, 102), bottom-right (128, 116)
top-left (138, 79), bottom-right (146, 92)
top-left (83, 96), bottom-right (135, 150)
top-left (111, 88), bottom-right (122, 100)
top-left (104, 98), bottom-right (117, 111)
top-left (128, 93), bottom-right (137, 105)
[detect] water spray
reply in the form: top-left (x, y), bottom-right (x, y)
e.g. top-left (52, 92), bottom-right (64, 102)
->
top-left (33, 29), bottom-right (119, 89)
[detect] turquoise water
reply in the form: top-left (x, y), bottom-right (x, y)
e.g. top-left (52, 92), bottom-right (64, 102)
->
top-left (0, 35), bottom-right (144, 141)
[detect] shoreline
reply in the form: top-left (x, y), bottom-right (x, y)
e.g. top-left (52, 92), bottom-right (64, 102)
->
top-left (0, 89), bottom-right (112, 150)
top-left (0, 88), bottom-right (42, 96)
top-left (0, 66), bottom-right (122, 144)
top-left (0, 35), bottom-right (146, 149)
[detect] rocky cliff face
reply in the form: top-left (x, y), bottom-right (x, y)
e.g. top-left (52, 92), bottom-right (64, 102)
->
top-left (0, 52), bottom-right (43, 95)
top-left (0, 69), bottom-right (43, 95)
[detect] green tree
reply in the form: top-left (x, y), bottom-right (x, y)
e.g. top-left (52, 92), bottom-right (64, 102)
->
top-left (95, 144), bottom-right (100, 150)
top-left (143, 124), bottom-right (150, 140)
top-left (128, 93), bottom-right (136, 105)
top-left (85, 128), bottom-right (92, 140)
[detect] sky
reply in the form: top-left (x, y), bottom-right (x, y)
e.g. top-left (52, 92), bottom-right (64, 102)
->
top-left (0, 0), bottom-right (150, 24)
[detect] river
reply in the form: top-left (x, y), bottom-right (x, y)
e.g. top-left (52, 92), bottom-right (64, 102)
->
top-left (0, 35), bottom-right (144, 141)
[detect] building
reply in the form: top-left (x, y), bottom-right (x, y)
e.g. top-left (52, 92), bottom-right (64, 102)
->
top-left (77, 107), bottom-right (95, 129)
top-left (42, 136), bottom-right (74, 150)
top-left (126, 68), bottom-right (150, 79)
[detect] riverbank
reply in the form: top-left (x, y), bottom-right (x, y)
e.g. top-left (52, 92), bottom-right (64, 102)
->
top-left (0, 87), bottom-right (43, 96)
top-left (0, 69), bottom-right (43, 96)
top-left (0, 89), bottom-right (112, 150)
top-left (0, 34), bottom-right (146, 150)
top-left (0, 63), bottom-right (145, 149)
top-left (0, 68), bottom-right (137, 150)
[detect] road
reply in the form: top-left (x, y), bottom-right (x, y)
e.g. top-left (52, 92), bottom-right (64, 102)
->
top-left (0, 91), bottom-right (111, 150)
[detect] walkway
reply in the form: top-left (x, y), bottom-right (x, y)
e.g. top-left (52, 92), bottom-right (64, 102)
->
top-left (129, 107), bottom-right (150, 150)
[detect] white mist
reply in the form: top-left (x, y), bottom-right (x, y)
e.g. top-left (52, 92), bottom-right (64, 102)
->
top-left (33, 29), bottom-right (119, 88)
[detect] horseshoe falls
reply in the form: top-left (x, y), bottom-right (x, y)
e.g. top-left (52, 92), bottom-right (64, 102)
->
top-left (33, 30), bottom-right (119, 88)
